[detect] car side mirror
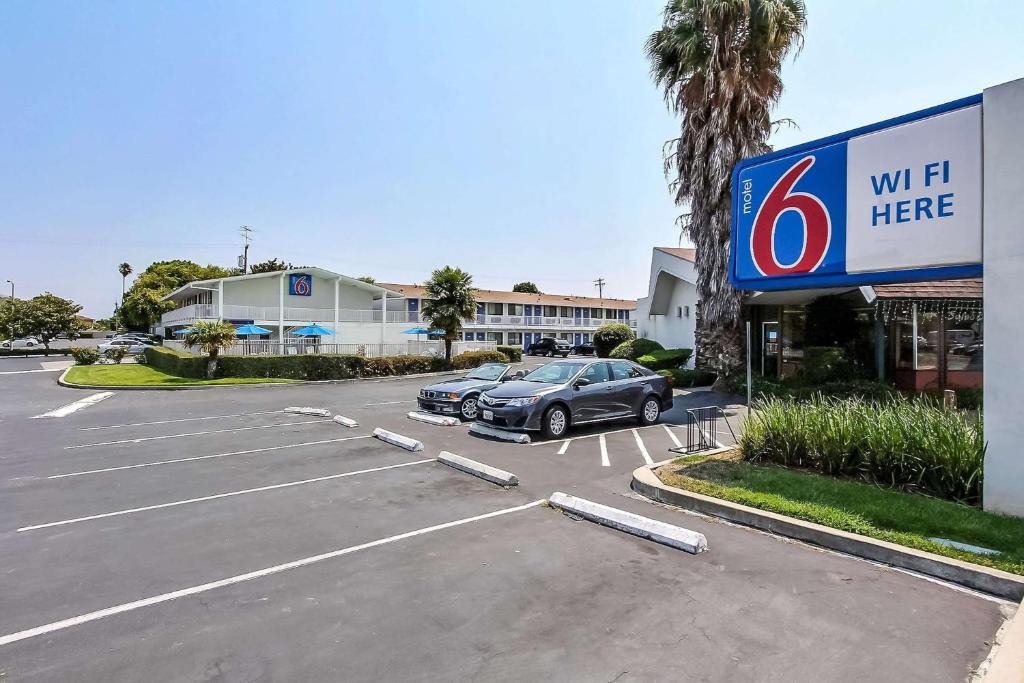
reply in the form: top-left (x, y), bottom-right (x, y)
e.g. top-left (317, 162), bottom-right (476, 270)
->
top-left (574, 378), bottom-right (591, 389)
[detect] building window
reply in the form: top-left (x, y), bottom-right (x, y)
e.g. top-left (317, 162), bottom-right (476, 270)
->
top-left (560, 306), bottom-right (572, 318)
top-left (559, 333), bottom-right (572, 341)
top-left (677, 307), bottom-right (682, 318)
top-left (486, 332), bottom-right (503, 344)
top-left (486, 302), bottom-right (503, 315)
top-left (507, 332), bottom-right (522, 345)
top-left (543, 305), bottom-right (557, 317)
top-left (591, 308), bottom-right (602, 318)
top-left (507, 303), bottom-right (523, 316)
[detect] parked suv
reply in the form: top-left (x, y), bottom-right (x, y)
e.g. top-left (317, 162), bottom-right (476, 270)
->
top-left (526, 337), bottom-right (571, 357)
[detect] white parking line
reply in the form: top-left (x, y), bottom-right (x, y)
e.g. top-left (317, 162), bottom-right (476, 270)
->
top-left (663, 425), bottom-right (683, 448)
top-left (18, 459), bottom-right (435, 532)
top-left (81, 410), bottom-right (284, 431)
top-left (632, 429), bottom-right (653, 465)
top-left (0, 499), bottom-right (546, 646)
top-left (47, 435), bottom-right (373, 479)
top-left (33, 392), bottom-right (114, 419)
top-left (557, 439), bottom-right (571, 455)
top-left (599, 434), bottom-right (610, 467)
top-left (0, 368), bottom-right (62, 375)
top-left (64, 419), bottom-right (328, 450)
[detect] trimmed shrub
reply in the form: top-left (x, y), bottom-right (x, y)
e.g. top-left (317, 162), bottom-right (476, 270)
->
top-left (103, 347), bottom-right (130, 364)
top-left (637, 348), bottom-right (692, 371)
top-left (452, 350), bottom-right (508, 369)
top-left (496, 345), bottom-right (522, 362)
top-left (144, 346), bottom-right (206, 378)
top-left (657, 368), bottom-right (716, 388)
top-left (609, 338), bottom-right (664, 360)
top-left (741, 395), bottom-right (985, 504)
top-left (593, 323), bottom-right (634, 358)
top-left (360, 355), bottom-right (444, 377)
top-left (70, 347), bottom-right (101, 365)
top-left (217, 354), bottom-right (367, 380)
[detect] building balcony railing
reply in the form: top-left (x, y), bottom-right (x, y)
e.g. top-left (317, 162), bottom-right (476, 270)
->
top-left (467, 314), bottom-right (635, 329)
top-left (161, 304), bottom-right (410, 327)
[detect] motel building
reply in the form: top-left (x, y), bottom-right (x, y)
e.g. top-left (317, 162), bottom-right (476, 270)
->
top-left (377, 283), bottom-right (637, 349)
top-left (156, 267), bottom-right (636, 353)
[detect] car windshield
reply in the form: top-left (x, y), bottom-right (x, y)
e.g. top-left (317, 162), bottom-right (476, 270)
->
top-left (521, 361), bottom-right (587, 384)
top-left (465, 364), bottom-right (507, 381)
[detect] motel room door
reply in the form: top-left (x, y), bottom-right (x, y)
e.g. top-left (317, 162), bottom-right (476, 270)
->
top-left (762, 321), bottom-right (780, 378)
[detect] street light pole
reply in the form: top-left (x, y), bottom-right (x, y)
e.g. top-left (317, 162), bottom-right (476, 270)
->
top-left (5, 280), bottom-right (13, 341)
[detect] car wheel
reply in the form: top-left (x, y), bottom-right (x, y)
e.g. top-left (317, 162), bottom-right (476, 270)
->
top-left (459, 396), bottom-right (479, 421)
top-left (561, 352), bottom-right (568, 358)
top-left (542, 405), bottom-right (569, 439)
top-left (638, 396), bottom-right (661, 426)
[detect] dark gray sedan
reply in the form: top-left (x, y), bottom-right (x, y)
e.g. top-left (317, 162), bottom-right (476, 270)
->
top-left (476, 359), bottom-right (673, 439)
top-left (417, 363), bottom-right (524, 421)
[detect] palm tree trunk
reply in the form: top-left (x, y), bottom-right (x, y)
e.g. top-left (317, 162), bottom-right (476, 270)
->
top-left (206, 349), bottom-right (219, 379)
top-left (444, 338), bottom-right (453, 365)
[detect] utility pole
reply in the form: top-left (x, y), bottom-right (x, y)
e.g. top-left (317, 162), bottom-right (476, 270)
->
top-left (5, 280), bottom-right (14, 341)
top-left (239, 225), bottom-right (253, 273)
top-left (593, 277), bottom-right (605, 299)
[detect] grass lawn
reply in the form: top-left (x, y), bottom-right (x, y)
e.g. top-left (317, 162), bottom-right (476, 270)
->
top-left (65, 364), bottom-right (298, 387)
top-left (657, 456), bottom-right (1024, 576)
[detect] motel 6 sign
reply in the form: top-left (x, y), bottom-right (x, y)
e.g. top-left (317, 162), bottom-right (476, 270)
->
top-left (730, 95), bottom-right (983, 291)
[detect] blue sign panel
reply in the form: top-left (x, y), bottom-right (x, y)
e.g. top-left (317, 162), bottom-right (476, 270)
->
top-left (288, 273), bottom-right (312, 297)
top-left (730, 95), bottom-right (983, 291)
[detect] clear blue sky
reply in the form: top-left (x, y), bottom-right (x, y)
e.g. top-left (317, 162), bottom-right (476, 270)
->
top-left (2, 1), bottom-right (1021, 317)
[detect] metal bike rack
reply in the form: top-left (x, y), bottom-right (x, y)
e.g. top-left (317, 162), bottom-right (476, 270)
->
top-left (681, 405), bottom-right (738, 454)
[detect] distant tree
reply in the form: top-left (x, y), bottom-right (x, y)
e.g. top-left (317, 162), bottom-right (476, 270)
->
top-left (421, 267), bottom-right (477, 364)
top-left (355, 276), bottom-right (376, 284)
top-left (249, 258), bottom-right (291, 273)
top-left (646, 0), bottom-right (807, 380)
top-left (22, 293), bottom-right (85, 355)
top-left (0, 297), bottom-right (29, 340)
top-left (118, 262), bottom-right (133, 296)
top-left (119, 260), bottom-right (234, 329)
top-left (183, 320), bottom-right (238, 378)
top-left (512, 282), bottom-right (541, 294)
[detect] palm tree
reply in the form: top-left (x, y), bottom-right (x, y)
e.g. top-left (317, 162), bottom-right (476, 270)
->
top-left (645, 0), bottom-right (806, 379)
top-left (420, 266), bottom-right (477, 364)
top-left (118, 262), bottom-right (133, 296)
top-left (183, 320), bottom-right (238, 378)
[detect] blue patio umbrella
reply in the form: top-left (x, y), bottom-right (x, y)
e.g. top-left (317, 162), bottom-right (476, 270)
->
top-left (173, 327), bottom-right (193, 335)
top-left (291, 324), bottom-right (335, 337)
top-left (235, 324), bottom-right (272, 335)
top-left (402, 327), bottom-right (444, 335)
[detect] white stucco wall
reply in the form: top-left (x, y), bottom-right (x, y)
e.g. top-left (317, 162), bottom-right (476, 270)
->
top-left (982, 77), bottom-right (1024, 516)
top-left (635, 250), bottom-right (699, 357)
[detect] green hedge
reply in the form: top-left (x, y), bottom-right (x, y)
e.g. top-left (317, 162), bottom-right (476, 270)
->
top-left (657, 368), bottom-right (716, 388)
top-left (496, 345), bottom-right (522, 362)
top-left (609, 338), bottom-right (664, 360)
top-left (593, 323), bottom-right (633, 358)
top-left (637, 348), bottom-right (692, 371)
top-left (741, 395), bottom-right (985, 504)
top-left (144, 346), bottom-right (207, 378)
top-left (452, 350), bottom-right (509, 370)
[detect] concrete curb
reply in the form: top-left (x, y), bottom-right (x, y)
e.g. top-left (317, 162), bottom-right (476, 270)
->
top-left (284, 407), bottom-right (332, 417)
top-left (408, 411), bottom-right (460, 427)
top-left (631, 463), bottom-right (1024, 601)
top-left (437, 451), bottom-right (518, 487)
top-left (55, 367), bottom-right (468, 392)
top-left (981, 597), bottom-right (1024, 681)
top-left (469, 422), bottom-right (531, 444)
top-left (372, 428), bottom-right (424, 452)
top-left (548, 491), bottom-right (708, 554)
top-left (332, 415), bottom-right (359, 428)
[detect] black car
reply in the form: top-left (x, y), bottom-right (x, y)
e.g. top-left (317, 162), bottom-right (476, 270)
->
top-left (571, 342), bottom-right (596, 356)
top-left (526, 337), bottom-right (571, 357)
top-left (417, 363), bottom-right (524, 420)
top-left (476, 359), bottom-right (673, 439)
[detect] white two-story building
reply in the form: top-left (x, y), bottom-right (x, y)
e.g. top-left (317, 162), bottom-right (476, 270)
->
top-left (157, 267), bottom-right (637, 352)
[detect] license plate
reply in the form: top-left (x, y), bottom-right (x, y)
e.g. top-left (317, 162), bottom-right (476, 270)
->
top-left (482, 410), bottom-right (494, 421)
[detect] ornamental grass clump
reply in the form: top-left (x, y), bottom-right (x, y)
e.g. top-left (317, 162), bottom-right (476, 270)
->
top-left (741, 395), bottom-right (984, 504)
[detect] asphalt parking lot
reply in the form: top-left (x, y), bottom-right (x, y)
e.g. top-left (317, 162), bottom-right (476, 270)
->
top-left (0, 357), bottom-right (1012, 682)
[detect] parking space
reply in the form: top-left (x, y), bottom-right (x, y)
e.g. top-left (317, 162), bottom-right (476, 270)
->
top-left (0, 368), bottom-right (1010, 681)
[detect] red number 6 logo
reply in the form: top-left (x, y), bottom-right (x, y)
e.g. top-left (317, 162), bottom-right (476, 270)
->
top-left (750, 155), bottom-right (831, 276)
top-left (294, 276), bottom-right (310, 295)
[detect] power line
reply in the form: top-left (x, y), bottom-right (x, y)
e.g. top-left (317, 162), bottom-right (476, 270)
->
top-left (239, 225), bottom-right (254, 273)
top-left (593, 277), bottom-right (605, 299)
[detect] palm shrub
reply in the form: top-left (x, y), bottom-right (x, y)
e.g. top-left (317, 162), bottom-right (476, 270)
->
top-left (421, 266), bottom-right (477, 365)
top-left (183, 320), bottom-right (238, 379)
top-left (593, 323), bottom-right (633, 358)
